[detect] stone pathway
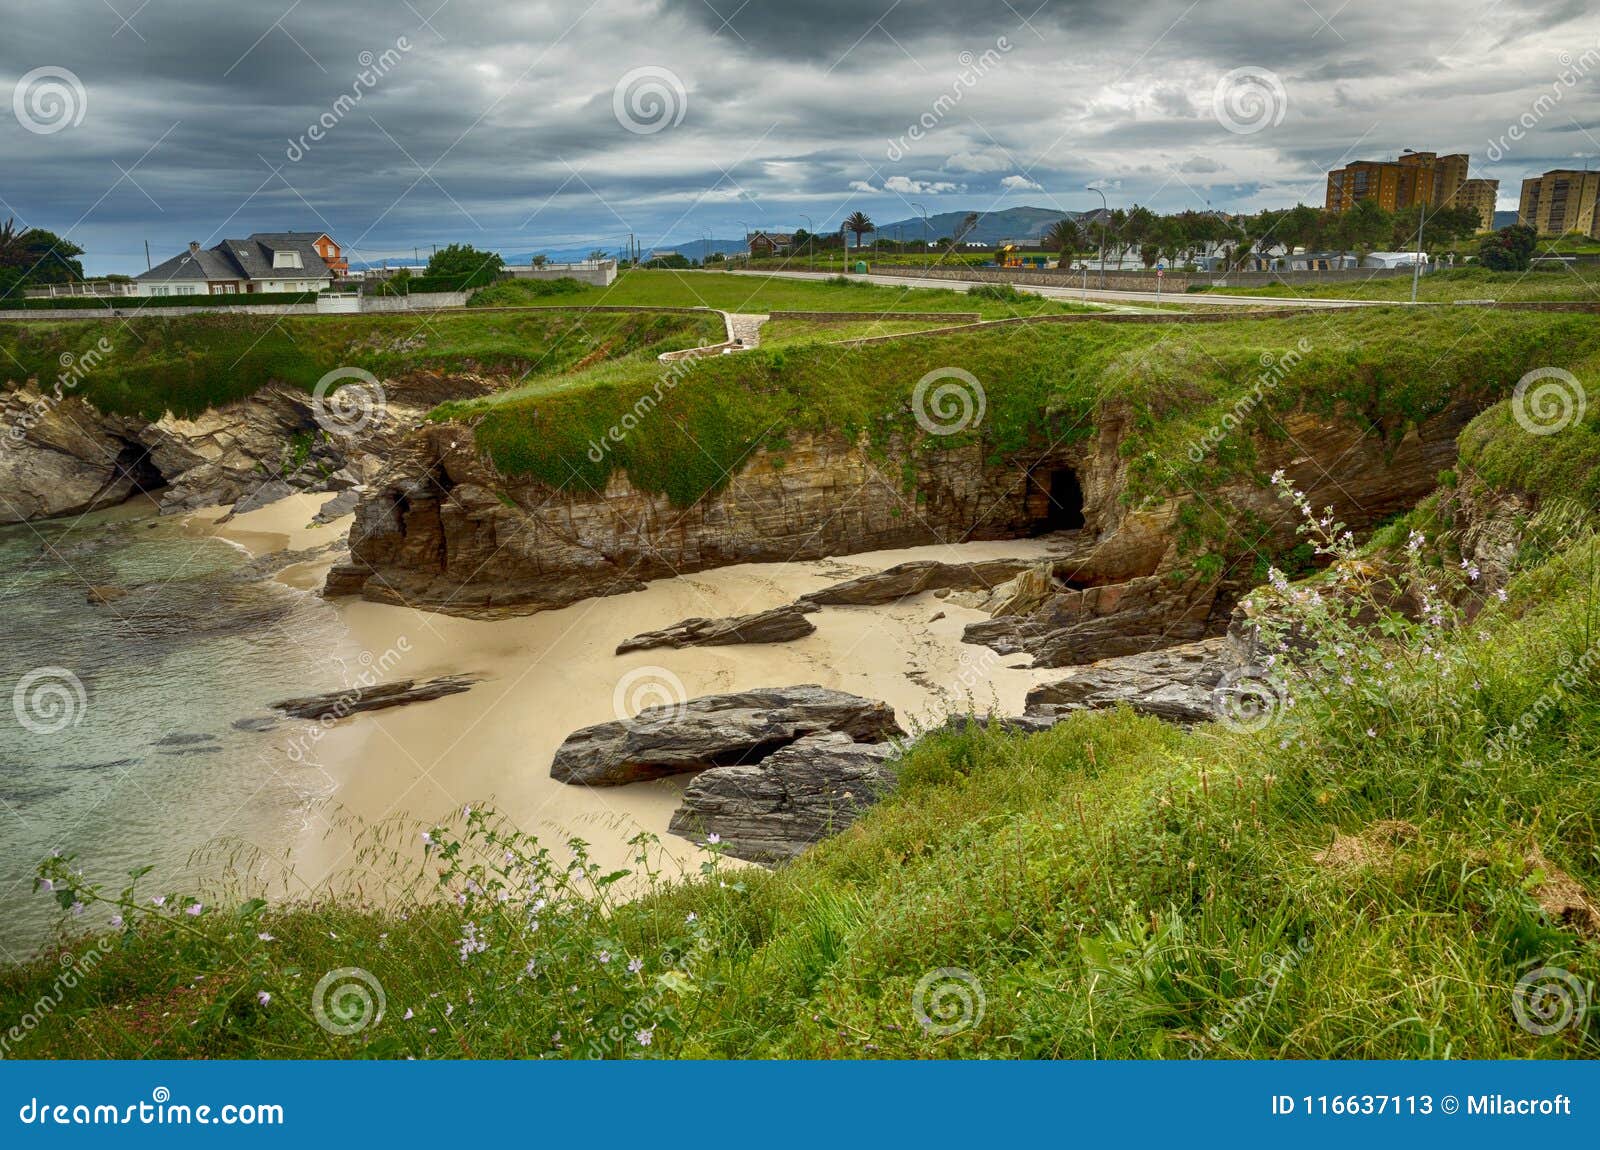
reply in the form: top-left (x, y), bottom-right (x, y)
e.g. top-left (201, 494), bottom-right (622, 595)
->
top-left (726, 312), bottom-right (768, 348)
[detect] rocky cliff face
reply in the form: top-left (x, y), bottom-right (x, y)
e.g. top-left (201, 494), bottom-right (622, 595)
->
top-left (0, 373), bottom-right (498, 524)
top-left (326, 392), bottom-right (1487, 641)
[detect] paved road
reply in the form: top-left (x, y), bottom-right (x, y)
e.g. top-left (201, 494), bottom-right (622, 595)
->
top-left (726, 267), bottom-right (1376, 310)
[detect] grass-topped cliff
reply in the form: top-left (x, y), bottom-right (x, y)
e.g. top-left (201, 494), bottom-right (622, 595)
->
top-left (0, 308), bottom-right (722, 421)
top-left (434, 308), bottom-right (1600, 513)
top-left (4, 395), bottom-right (1596, 1059)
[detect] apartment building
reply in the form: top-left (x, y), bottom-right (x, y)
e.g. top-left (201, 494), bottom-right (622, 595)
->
top-left (1325, 151), bottom-right (1473, 214)
top-left (1517, 169), bottom-right (1600, 238)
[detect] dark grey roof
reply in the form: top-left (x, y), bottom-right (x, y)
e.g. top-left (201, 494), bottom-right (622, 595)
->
top-left (136, 231), bottom-right (334, 283)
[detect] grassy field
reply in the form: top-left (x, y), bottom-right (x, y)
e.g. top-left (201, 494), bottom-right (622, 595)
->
top-left (1198, 265), bottom-right (1600, 303)
top-left (433, 308), bottom-right (1600, 520)
top-left (469, 268), bottom-right (1096, 319)
top-left (0, 308), bottom-right (723, 420)
top-left (6, 393), bottom-right (1597, 1059)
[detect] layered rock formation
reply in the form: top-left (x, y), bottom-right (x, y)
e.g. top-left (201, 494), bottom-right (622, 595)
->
top-left (615, 604), bottom-right (817, 653)
top-left (668, 732), bottom-right (899, 863)
top-left (0, 373), bottom-right (497, 524)
top-left (549, 685), bottom-right (904, 787)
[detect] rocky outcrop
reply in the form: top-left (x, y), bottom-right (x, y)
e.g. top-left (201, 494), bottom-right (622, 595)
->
top-left (616, 604), bottom-right (817, 653)
top-left (0, 373), bottom-right (498, 525)
top-left (326, 427), bottom-right (1090, 617)
top-left (271, 675), bottom-right (479, 720)
top-left (798, 558), bottom-right (1051, 607)
top-left (668, 732), bottom-right (899, 862)
top-left (550, 685), bottom-right (904, 787)
top-left (1023, 637), bottom-right (1238, 725)
top-left (964, 573), bottom-right (1215, 667)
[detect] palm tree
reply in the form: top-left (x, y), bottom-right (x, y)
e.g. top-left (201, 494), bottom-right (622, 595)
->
top-left (843, 211), bottom-right (875, 252)
top-left (1044, 219), bottom-right (1080, 267)
top-left (0, 218), bottom-right (30, 267)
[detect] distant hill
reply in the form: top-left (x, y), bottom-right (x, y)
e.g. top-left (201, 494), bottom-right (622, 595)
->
top-left (869, 206), bottom-right (1085, 245)
top-left (1493, 210), bottom-right (1520, 230)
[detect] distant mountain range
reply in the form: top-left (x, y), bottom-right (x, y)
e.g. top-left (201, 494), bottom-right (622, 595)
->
top-left (870, 206), bottom-right (1087, 244)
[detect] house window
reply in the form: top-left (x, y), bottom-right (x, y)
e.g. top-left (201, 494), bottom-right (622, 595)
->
top-left (272, 250), bottom-right (304, 269)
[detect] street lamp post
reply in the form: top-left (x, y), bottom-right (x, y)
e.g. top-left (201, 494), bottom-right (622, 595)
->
top-left (912, 201), bottom-right (929, 261)
top-left (1087, 185), bottom-right (1109, 289)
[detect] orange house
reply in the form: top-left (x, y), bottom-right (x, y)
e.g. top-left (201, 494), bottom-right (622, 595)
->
top-left (310, 233), bottom-right (348, 275)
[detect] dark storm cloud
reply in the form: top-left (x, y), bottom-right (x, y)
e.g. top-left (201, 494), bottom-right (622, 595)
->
top-left (1, 0), bottom-right (1595, 273)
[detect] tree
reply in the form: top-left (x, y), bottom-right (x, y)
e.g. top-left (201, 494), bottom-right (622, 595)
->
top-left (0, 218), bottom-right (85, 285)
top-left (424, 243), bottom-right (504, 287)
top-left (530, 254), bottom-right (549, 268)
top-left (1477, 225), bottom-right (1537, 272)
top-left (953, 212), bottom-right (981, 245)
top-left (1044, 218), bottom-right (1080, 267)
top-left (843, 211), bottom-right (874, 251)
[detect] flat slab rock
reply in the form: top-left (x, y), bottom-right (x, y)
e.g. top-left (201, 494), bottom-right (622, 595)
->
top-left (798, 558), bottom-right (1046, 607)
top-left (271, 675), bottom-right (479, 721)
top-left (550, 684), bottom-right (904, 787)
top-left (669, 732), bottom-right (900, 863)
top-left (616, 603), bottom-right (817, 654)
top-left (1023, 638), bottom-right (1234, 726)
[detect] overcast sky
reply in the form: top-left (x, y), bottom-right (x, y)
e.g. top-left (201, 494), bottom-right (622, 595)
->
top-left (3, 0), bottom-right (1598, 273)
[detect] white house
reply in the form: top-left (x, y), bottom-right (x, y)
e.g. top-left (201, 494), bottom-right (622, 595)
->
top-left (134, 232), bottom-right (344, 296)
top-left (1361, 251), bottom-right (1427, 269)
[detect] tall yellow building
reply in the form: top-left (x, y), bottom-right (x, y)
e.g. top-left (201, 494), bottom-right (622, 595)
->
top-left (1325, 151), bottom-right (1474, 214)
top-left (1457, 178), bottom-right (1500, 232)
top-left (1518, 170), bottom-right (1600, 238)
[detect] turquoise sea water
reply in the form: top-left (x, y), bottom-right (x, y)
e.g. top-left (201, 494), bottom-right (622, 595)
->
top-left (0, 501), bottom-right (349, 958)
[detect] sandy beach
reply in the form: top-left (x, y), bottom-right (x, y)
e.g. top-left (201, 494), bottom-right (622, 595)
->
top-left (194, 494), bottom-right (1069, 893)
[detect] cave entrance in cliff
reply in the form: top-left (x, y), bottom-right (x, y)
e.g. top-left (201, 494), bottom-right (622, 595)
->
top-left (1044, 468), bottom-right (1085, 531)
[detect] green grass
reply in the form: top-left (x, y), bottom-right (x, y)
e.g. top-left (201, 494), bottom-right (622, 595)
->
top-left (6, 439), bottom-right (1597, 1058)
top-left (1199, 265), bottom-right (1600, 303)
top-left (434, 308), bottom-right (1600, 520)
top-left (468, 268), bottom-right (1093, 320)
top-left (0, 309), bottom-right (723, 420)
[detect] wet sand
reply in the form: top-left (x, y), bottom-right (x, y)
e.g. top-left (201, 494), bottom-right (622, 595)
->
top-left (199, 496), bottom-right (1068, 890)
